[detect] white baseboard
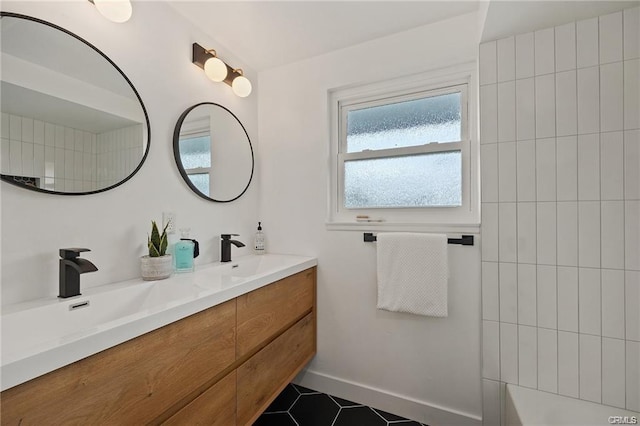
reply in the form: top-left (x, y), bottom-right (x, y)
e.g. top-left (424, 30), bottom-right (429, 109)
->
top-left (294, 368), bottom-right (482, 426)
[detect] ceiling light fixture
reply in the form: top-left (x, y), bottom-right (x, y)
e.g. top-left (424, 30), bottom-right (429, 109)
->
top-left (192, 43), bottom-right (252, 98)
top-left (88, 0), bottom-right (132, 23)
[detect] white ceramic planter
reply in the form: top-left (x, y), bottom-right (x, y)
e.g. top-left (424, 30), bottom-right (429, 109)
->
top-left (140, 254), bottom-right (173, 281)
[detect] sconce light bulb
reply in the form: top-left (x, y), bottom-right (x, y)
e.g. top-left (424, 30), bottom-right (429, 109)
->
top-left (204, 57), bottom-right (228, 82)
top-left (232, 75), bottom-right (252, 97)
top-left (92, 0), bottom-right (132, 23)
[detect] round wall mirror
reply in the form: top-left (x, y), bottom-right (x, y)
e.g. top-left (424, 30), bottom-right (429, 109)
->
top-left (173, 103), bottom-right (254, 202)
top-left (0, 13), bottom-right (150, 195)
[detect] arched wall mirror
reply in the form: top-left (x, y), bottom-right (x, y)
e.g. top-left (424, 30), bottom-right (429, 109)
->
top-left (173, 103), bottom-right (254, 202)
top-left (0, 12), bottom-right (150, 195)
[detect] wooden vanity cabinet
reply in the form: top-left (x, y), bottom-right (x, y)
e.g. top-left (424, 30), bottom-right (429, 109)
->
top-left (237, 313), bottom-right (315, 426)
top-left (237, 266), bottom-right (315, 357)
top-left (0, 299), bottom-right (237, 425)
top-left (164, 267), bottom-right (317, 426)
top-left (163, 371), bottom-right (237, 426)
top-left (0, 266), bottom-right (316, 426)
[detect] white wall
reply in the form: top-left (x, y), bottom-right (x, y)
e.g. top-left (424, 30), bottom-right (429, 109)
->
top-left (258, 12), bottom-right (483, 425)
top-left (479, 7), bottom-right (640, 425)
top-left (1, 1), bottom-right (259, 305)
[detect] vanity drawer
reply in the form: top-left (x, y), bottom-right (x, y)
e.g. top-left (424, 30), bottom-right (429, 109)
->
top-left (237, 313), bottom-right (316, 426)
top-left (163, 370), bottom-right (236, 425)
top-left (0, 299), bottom-right (236, 426)
top-left (237, 267), bottom-right (315, 357)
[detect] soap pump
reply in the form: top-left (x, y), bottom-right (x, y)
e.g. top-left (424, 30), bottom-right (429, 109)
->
top-left (254, 222), bottom-right (265, 255)
top-left (174, 228), bottom-right (199, 272)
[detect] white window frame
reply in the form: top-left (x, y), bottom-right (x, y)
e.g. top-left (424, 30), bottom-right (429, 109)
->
top-left (178, 117), bottom-right (212, 185)
top-left (327, 63), bottom-right (480, 231)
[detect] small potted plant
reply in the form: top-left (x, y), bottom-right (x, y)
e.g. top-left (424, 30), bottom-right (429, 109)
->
top-left (140, 220), bottom-right (173, 280)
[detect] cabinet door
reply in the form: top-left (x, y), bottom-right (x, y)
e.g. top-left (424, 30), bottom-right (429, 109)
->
top-left (237, 267), bottom-right (315, 357)
top-left (237, 313), bottom-right (315, 426)
top-left (1, 299), bottom-right (236, 425)
top-left (163, 371), bottom-right (236, 426)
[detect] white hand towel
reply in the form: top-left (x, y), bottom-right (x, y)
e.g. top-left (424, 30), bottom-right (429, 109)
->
top-left (376, 232), bottom-right (448, 317)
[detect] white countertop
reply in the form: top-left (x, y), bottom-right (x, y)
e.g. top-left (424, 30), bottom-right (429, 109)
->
top-left (1, 253), bottom-right (317, 391)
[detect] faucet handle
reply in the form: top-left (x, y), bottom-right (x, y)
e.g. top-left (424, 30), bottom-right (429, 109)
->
top-left (60, 248), bottom-right (91, 259)
top-left (221, 234), bottom-right (240, 239)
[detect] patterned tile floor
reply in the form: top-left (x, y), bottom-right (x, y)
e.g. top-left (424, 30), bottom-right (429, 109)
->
top-left (254, 383), bottom-right (428, 426)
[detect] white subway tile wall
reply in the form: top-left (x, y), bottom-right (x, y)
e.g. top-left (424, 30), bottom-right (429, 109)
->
top-left (518, 325), bottom-right (538, 388)
top-left (555, 22), bottom-right (577, 72)
top-left (0, 113), bottom-right (142, 192)
top-left (557, 266), bottom-right (579, 332)
top-left (601, 269), bottom-right (626, 339)
top-left (483, 320), bottom-right (500, 380)
top-left (500, 322), bottom-right (519, 384)
top-left (482, 262), bottom-right (500, 321)
top-left (624, 60), bottom-right (640, 129)
top-left (517, 202), bottom-right (537, 264)
top-left (480, 7), bottom-right (640, 423)
top-left (580, 334), bottom-right (603, 403)
top-left (516, 140), bottom-right (536, 201)
top-left (498, 142), bottom-right (517, 201)
top-left (627, 340), bottom-right (640, 411)
top-left (515, 79), bottom-right (535, 141)
top-left (497, 37), bottom-right (516, 83)
top-left (517, 263), bottom-right (537, 326)
top-left (557, 202), bottom-right (578, 266)
top-left (480, 84), bottom-right (498, 144)
top-left (555, 71), bottom-right (577, 136)
top-left (481, 144), bottom-right (499, 202)
top-left (600, 132), bottom-right (624, 201)
top-left (499, 262), bottom-right (518, 323)
top-left (498, 82), bottom-right (516, 142)
top-left (558, 331), bottom-right (580, 397)
top-left (537, 328), bottom-right (559, 393)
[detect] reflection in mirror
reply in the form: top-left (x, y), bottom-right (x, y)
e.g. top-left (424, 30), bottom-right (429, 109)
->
top-left (0, 13), bottom-right (149, 194)
top-left (173, 103), bottom-right (253, 202)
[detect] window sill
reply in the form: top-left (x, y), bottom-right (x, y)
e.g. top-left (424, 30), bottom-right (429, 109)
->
top-left (325, 221), bottom-right (480, 234)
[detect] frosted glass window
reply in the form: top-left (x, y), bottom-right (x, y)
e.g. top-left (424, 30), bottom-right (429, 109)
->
top-left (179, 136), bottom-right (211, 169)
top-left (188, 173), bottom-right (209, 195)
top-left (344, 151), bottom-right (462, 208)
top-left (330, 76), bottom-right (474, 225)
top-left (346, 92), bottom-right (461, 153)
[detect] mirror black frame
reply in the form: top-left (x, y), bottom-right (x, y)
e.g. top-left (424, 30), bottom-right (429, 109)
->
top-left (0, 12), bottom-right (151, 196)
top-left (173, 102), bottom-right (254, 203)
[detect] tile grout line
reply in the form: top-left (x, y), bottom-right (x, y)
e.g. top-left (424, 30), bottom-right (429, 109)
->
top-left (597, 13), bottom-right (603, 406)
top-left (620, 8), bottom-right (628, 413)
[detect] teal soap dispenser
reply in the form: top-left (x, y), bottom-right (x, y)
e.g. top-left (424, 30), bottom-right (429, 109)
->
top-left (174, 228), bottom-right (199, 272)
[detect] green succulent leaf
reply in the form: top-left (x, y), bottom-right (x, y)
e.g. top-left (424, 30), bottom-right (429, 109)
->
top-left (148, 221), bottom-right (161, 257)
top-left (148, 219), bottom-right (170, 257)
top-left (148, 241), bottom-right (160, 257)
top-left (150, 221), bottom-right (161, 247)
top-left (159, 233), bottom-right (168, 256)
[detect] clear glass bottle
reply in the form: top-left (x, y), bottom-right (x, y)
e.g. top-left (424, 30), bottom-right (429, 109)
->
top-left (254, 222), bottom-right (265, 255)
top-left (174, 228), bottom-right (195, 272)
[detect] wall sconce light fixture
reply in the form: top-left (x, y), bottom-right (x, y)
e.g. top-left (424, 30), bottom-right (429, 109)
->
top-left (88, 0), bottom-right (132, 23)
top-left (192, 43), bottom-right (252, 98)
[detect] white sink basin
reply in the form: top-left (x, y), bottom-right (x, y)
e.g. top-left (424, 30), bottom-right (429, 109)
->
top-left (1, 253), bottom-right (316, 391)
top-left (220, 254), bottom-right (306, 278)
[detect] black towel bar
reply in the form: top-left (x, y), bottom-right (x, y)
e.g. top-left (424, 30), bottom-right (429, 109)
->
top-left (363, 233), bottom-right (474, 246)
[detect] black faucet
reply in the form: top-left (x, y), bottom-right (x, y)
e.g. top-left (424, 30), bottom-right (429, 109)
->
top-left (59, 248), bottom-right (98, 298)
top-left (221, 234), bottom-right (245, 262)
